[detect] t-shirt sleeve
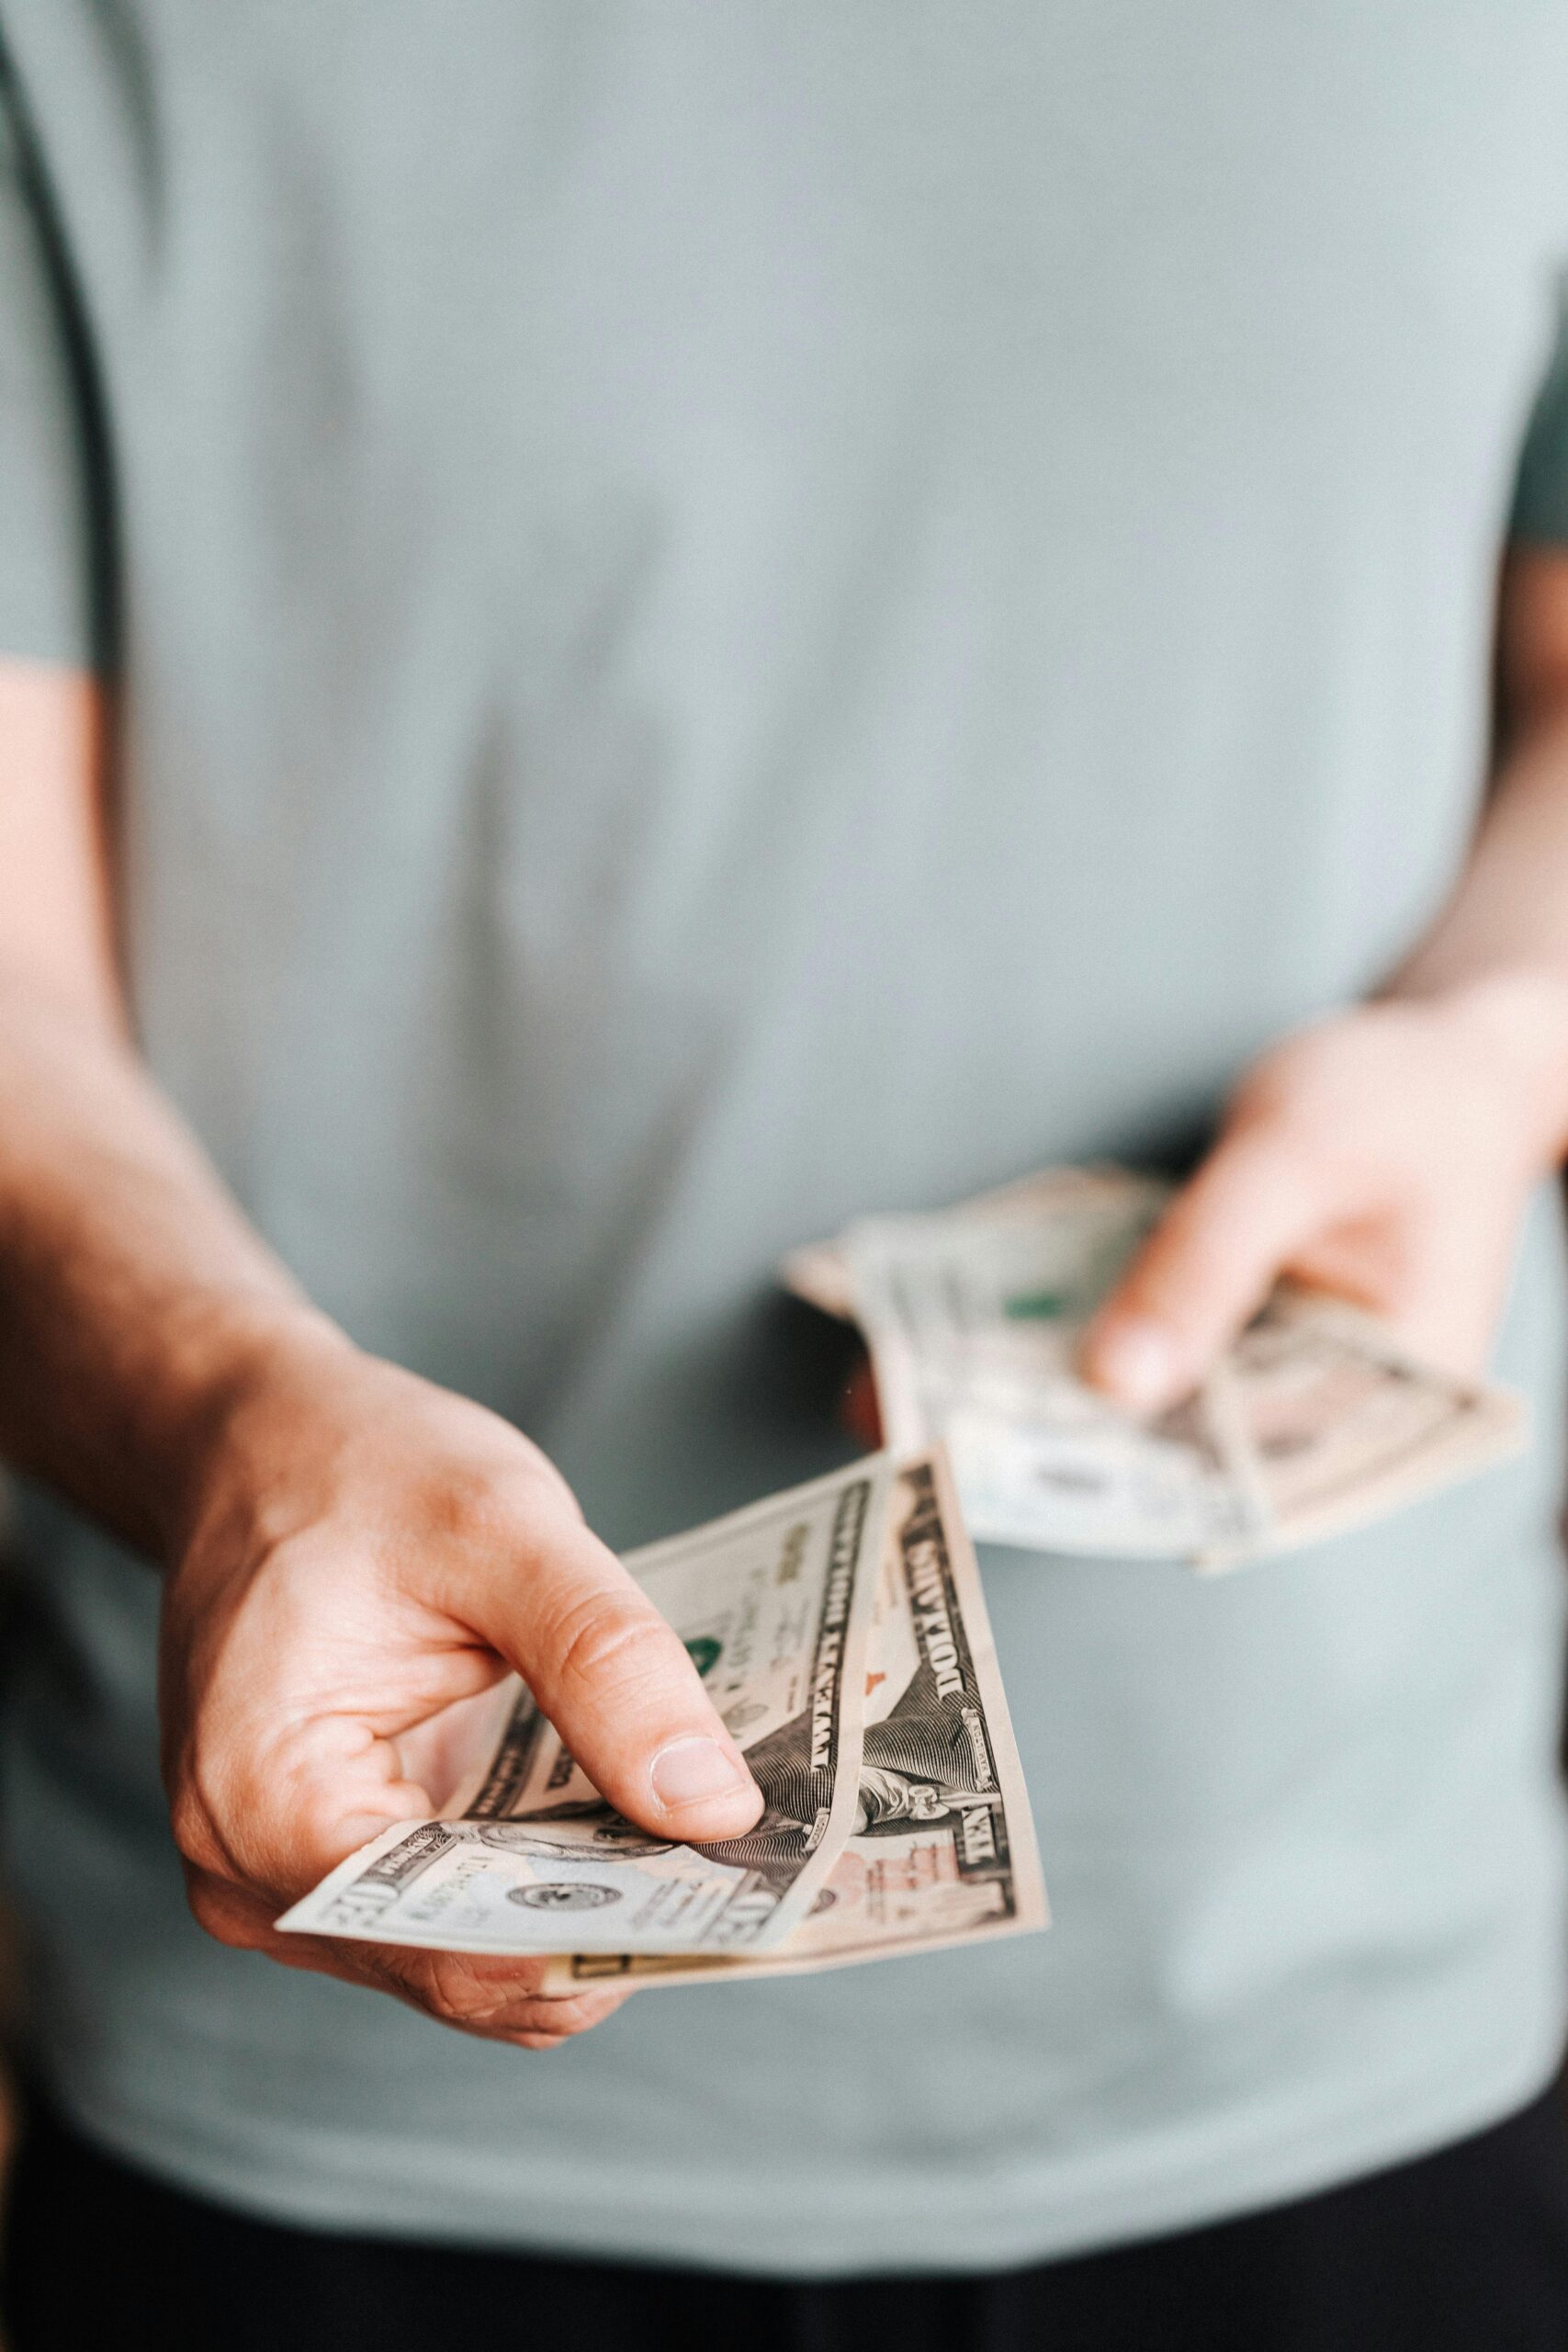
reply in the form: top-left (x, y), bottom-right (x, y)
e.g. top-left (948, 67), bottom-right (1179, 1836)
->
top-left (0, 60), bottom-right (98, 668)
top-left (1509, 301), bottom-right (1568, 549)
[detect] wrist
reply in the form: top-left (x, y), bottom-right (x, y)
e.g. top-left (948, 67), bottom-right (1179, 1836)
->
top-left (146, 1295), bottom-right (359, 1567)
top-left (1393, 967), bottom-right (1568, 1178)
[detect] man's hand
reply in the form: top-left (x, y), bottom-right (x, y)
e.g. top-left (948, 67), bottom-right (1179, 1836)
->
top-left (1081, 976), bottom-right (1568, 1415)
top-left (0, 663), bottom-right (763, 2054)
top-left (160, 1331), bottom-right (763, 2050)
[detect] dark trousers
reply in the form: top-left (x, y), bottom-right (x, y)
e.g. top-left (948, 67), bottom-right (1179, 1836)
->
top-left (6, 2086), bottom-right (1568, 2352)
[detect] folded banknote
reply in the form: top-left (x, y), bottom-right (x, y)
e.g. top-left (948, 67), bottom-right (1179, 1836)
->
top-left (787, 1164), bottom-right (1526, 1566)
top-left (279, 1453), bottom-right (1047, 1983)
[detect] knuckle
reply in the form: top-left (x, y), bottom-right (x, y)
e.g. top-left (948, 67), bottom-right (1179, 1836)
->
top-left (356, 1948), bottom-right (434, 2011)
top-left (547, 1589), bottom-right (674, 1710)
top-left (185, 1873), bottom-right (260, 1951)
top-left (1241, 1138), bottom-right (1335, 1226)
top-left (407, 1957), bottom-right (613, 2045)
top-left (422, 1952), bottom-right (523, 2028)
top-left (167, 1782), bottom-right (229, 1877)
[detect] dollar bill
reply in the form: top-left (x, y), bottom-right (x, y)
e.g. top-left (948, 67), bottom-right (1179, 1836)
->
top-left (845, 1198), bottom-right (1269, 1555)
top-left (276, 1455), bottom-right (892, 1957)
top-left (536, 1451), bottom-right (1047, 1991)
top-left (787, 1164), bottom-right (1526, 1566)
top-left (1197, 1290), bottom-right (1529, 1571)
top-left (783, 1163), bottom-right (1164, 1323)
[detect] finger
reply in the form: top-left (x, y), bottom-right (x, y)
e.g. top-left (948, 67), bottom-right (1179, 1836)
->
top-left (166, 1692), bottom-right (446, 1903)
top-left (186, 1868), bottom-right (632, 2038)
top-left (1081, 1130), bottom-right (1333, 1410)
top-left (367, 1951), bottom-right (632, 2043)
top-left (459, 1504), bottom-right (764, 1846)
top-left (379, 1947), bottom-right (629, 2032)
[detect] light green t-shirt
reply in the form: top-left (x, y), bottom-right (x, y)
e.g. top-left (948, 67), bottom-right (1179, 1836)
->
top-left (5, 0), bottom-right (1568, 2275)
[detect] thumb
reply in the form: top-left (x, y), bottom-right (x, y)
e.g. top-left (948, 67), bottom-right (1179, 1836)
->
top-left (473, 1504), bottom-right (765, 1846)
top-left (1080, 1131), bottom-right (1328, 1412)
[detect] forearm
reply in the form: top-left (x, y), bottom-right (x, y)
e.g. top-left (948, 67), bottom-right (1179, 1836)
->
top-left (1389, 698), bottom-right (1568, 1177)
top-left (1087, 647), bottom-right (1568, 1402)
top-left (1396, 693), bottom-right (1568, 990)
top-left (0, 696), bottom-right (764, 2030)
top-left (0, 969), bottom-right (341, 1560)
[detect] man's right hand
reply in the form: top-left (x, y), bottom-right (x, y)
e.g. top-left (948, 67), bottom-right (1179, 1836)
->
top-left (159, 1323), bottom-right (764, 2049)
top-left (0, 664), bottom-right (759, 2052)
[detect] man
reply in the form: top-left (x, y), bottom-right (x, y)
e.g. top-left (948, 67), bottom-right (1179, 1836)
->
top-left (3, 5), bottom-right (1568, 2346)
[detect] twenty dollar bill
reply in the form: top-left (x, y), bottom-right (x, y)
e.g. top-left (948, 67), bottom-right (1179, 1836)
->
top-left (538, 1452), bottom-right (1047, 1990)
top-left (278, 1456), bottom-right (891, 1958)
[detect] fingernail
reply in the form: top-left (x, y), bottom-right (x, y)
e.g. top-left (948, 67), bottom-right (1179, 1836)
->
top-left (650, 1736), bottom-right (750, 1809)
top-left (1092, 1318), bottom-right (1180, 1411)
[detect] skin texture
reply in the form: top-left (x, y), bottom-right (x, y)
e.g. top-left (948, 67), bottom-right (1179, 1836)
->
top-left (0, 673), bottom-right (763, 2052)
top-left (4, 552), bottom-right (1568, 2050)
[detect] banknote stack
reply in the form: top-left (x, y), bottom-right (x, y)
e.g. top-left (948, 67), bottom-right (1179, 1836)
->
top-left (785, 1163), bottom-right (1528, 1569)
top-left (280, 1453), bottom-right (1047, 1982)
